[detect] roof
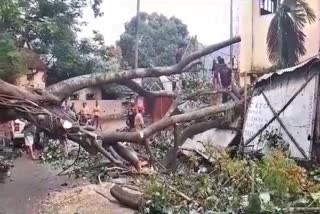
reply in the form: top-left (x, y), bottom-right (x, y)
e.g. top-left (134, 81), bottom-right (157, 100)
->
top-left (257, 58), bottom-right (320, 83)
top-left (20, 48), bottom-right (47, 71)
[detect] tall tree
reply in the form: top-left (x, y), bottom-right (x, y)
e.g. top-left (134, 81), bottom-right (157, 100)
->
top-left (266, 0), bottom-right (316, 68)
top-left (118, 12), bottom-right (189, 68)
top-left (0, 0), bottom-right (107, 83)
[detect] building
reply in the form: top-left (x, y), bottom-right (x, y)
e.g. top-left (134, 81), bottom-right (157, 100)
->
top-left (239, 0), bottom-right (320, 85)
top-left (71, 87), bottom-right (102, 100)
top-left (15, 48), bottom-right (47, 89)
top-left (243, 58), bottom-right (320, 160)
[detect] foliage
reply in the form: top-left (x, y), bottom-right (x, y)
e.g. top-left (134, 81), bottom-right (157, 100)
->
top-left (40, 141), bottom-right (106, 182)
top-left (141, 145), bottom-right (320, 213)
top-left (267, 0), bottom-right (316, 68)
top-left (0, 34), bottom-right (26, 80)
top-left (0, 0), bottom-right (111, 83)
top-left (152, 130), bottom-right (174, 160)
top-left (40, 140), bottom-right (66, 166)
top-left (258, 129), bottom-right (290, 154)
top-left (118, 12), bottom-right (189, 68)
top-left (258, 150), bottom-right (308, 195)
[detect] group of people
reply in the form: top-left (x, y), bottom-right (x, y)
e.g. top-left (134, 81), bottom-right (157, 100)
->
top-left (64, 101), bottom-right (101, 129)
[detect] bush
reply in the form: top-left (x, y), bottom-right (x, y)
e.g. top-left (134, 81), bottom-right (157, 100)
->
top-left (258, 150), bottom-right (307, 196)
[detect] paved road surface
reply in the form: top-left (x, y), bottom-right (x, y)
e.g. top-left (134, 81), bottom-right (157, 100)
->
top-left (0, 155), bottom-right (72, 214)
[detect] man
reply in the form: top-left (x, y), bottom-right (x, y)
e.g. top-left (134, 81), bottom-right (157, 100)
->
top-left (69, 102), bottom-right (77, 120)
top-left (126, 102), bottom-right (136, 130)
top-left (215, 57), bottom-right (232, 103)
top-left (212, 58), bottom-right (219, 88)
top-left (23, 122), bottom-right (37, 160)
top-left (79, 102), bottom-right (89, 125)
top-left (134, 106), bottom-right (145, 131)
top-left (92, 100), bottom-right (101, 129)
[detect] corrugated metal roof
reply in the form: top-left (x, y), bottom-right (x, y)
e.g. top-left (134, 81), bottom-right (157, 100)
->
top-left (257, 58), bottom-right (320, 83)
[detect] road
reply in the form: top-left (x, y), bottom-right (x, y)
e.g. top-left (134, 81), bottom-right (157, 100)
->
top-left (0, 155), bottom-right (73, 214)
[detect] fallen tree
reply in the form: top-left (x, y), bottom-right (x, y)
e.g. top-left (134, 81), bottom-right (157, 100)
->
top-left (0, 36), bottom-right (242, 170)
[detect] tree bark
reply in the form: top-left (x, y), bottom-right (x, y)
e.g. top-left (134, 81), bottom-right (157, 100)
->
top-left (46, 37), bottom-right (241, 99)
top-left (110, 184), bottom-right (145, 210)
top-left (162, 117), bottom-right (238, 169)
top-left (101, 100), bottom-right (243, 143)
top-left (0, 37), bottom-right (242, 171)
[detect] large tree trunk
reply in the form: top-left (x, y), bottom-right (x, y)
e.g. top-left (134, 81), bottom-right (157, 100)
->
top-left (46, 37), bottom-right (241, 99)
top-left (101, 100), bottom-right (243, 143)
top-left (0, 37), bottom-right (242, 170)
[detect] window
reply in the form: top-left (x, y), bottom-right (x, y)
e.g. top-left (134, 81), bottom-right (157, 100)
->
top-left (260, 0), bottom-right (278, 15)
top-left (26, 74), bottom-right (34, 81)
top-left (86, 93), bottom-right (95, 100)
top-left (70, 94), bottom-right (79, 100)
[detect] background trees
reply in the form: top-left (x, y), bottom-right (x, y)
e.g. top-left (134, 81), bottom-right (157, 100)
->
top-left (0, 0), bottom-right (107, 83)
top-left (118, 12), bottom-right (190, 68)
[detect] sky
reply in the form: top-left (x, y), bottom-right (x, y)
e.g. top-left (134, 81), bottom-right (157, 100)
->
top-left (80, 0), bottom-right (235, 46)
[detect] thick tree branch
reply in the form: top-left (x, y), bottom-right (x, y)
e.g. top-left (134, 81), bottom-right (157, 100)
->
top-left (0, 80), bottom-right (59, 103)
top-left (101, 100), bottom-right (243, 143)
top-left (163, 117), bottom-right (241, 169)
top-left (117, 80), bottom-right (175, 98)
top-left (46, 37), bottom-right (241, 99)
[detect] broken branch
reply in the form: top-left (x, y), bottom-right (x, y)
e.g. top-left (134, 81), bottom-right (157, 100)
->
top-left (46, 37), bottom-right (241, 99)
top-left (101, 100), bottom-right (243, 143)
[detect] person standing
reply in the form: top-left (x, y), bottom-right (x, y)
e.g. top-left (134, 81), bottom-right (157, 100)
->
top-left (69, 102), bottom-right (77, 120)
top-left (79, 102), bottom-right (89, 125)
top-left (23, 122), bottom-right (37, 160)
top-left (126, 102), bottom-right (136, 130)
top-left (92, 100), bottom-right (101, 129)
top-left (212, 58), bottom-right (220, 88)
top-left (134, 106), bottom-right (145, 131)
top-left (215, 57), bottom-right (232, 103)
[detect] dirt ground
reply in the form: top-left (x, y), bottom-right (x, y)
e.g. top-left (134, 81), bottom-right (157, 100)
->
top-left (39, 183), bottom-right (134, 214)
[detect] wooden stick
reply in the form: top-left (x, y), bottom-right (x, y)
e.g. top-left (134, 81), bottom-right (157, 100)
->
top-left (282, 207), bottom-right (320, 212)
top-left (167, 184), bottom-right (192, 202)
top-left (261, 91), bottom-right (308, 159)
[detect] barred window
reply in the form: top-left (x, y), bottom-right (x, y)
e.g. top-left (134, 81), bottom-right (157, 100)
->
top-left (260, 0), bottom-right (279, 15)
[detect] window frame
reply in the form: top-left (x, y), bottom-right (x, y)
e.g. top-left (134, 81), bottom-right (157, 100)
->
top-left (260, 0), bottom-right (279, 15)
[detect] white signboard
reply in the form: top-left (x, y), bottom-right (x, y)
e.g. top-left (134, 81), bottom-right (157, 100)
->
top-left (243, 74), bottom-right (318, 159)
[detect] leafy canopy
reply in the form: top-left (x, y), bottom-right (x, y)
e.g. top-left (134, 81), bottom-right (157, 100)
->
top-left (118, 12), bottom-right (189, 68)
top-left (0, 0), bottom-right (109, 83)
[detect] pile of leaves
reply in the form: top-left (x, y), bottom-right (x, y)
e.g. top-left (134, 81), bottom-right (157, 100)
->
top-left (141, 149), bottom-right (320, 213)
top-left (40, 141), bottom-right (120, 183)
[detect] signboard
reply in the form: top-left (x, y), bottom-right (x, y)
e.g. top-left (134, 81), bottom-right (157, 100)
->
top-left (243, 74), bottom-right (318, 159)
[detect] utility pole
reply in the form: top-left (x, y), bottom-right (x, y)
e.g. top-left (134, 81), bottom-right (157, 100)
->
top-left (134, 0), bottom-right (140, 70)
top-left (230, 0), bottom-right (233, 69)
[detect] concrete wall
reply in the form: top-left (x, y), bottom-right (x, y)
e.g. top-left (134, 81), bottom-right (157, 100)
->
top-left (74, 87), bottom-right (102, 100)
top-left (16, 70), bottom-right (46, 89)
top-left (240, 0), bottom-right (320, 85)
